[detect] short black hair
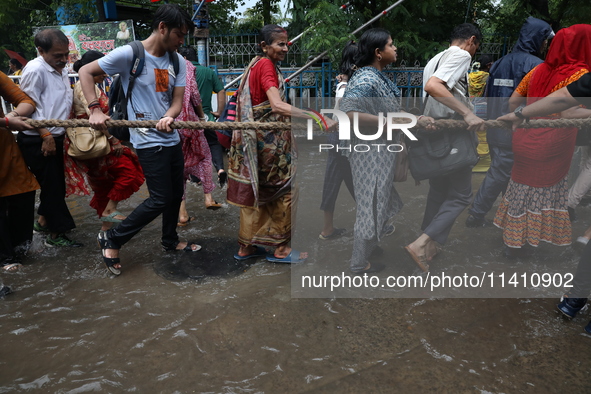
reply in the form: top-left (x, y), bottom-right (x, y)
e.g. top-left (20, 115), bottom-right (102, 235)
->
top-left (179, 46), bottom-right (197, 62)
top-left (450, 23), bottom-right (482, 45)
top-left (9, 58), bottom-right (22, 69)
top-left (34, 29), bottom-right (69, 52)
top-left (258, 24), bottom-right (287, 53)
top-left (339, 40), bottom-right (358, 78)
top-left (355, 28), bottom-right (391, 68)
top-left (151, 4), bottom-right (195, 35)
top-left (73, 50), bottom-right (104, 73)
top-left (478, 54), bottom-right (493, 66)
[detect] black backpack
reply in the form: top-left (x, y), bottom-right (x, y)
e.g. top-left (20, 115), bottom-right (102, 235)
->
top-left (108, 40), bottom-right (180, 141)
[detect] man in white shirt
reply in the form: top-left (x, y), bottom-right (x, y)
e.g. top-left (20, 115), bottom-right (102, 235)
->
top-left (405, 23), bottom-right (484, 269)
top-left (17, 28), bottom-right (81, 248)
top-left (79, 4), bottom-right (199, 276)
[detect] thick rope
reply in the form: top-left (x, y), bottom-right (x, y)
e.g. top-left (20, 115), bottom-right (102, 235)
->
top-left (24, 117), bottom-right (591, 131)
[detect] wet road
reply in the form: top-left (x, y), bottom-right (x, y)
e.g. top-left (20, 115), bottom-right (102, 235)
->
top-left (1, 138), bottom-right (591, 392)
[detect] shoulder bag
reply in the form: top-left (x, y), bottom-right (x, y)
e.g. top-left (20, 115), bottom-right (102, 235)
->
top-left (66, 127), bottom-right (111, 160)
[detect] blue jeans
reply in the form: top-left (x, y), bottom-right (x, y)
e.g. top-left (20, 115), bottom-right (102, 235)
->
top-left (107, 143), bottom-right (184, 249)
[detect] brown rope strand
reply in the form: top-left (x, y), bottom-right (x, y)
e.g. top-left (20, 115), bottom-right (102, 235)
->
top-left (23, 117), bottom-right (591, 131)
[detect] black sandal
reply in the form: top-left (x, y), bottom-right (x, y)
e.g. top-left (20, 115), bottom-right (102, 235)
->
top-left (162, 240), bottom-right (202, 252)
top-left (97, 232), bottom-right (121, 275)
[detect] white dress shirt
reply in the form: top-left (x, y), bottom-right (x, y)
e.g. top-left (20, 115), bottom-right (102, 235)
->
top-left (19, 56), bottom-right (73, 136)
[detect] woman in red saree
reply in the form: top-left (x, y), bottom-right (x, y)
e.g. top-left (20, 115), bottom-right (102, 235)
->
top-left (228, 25), bottom-right (335, 263)
top-left (494, 25), bottom-right (591, 256)
top-left (65, 51), bottom-right (144, 232)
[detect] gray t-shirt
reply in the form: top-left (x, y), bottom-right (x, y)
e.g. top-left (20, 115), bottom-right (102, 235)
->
top-left (99, 45), bottom-right (186, 149)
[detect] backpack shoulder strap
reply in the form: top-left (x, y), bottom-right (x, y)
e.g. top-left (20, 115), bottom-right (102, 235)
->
top-left (129, 40), bottom-right (145, 76)
top-left (168, 51), bottom-right (180, 75)
top-left (125, 40), bottom-right (145, 104)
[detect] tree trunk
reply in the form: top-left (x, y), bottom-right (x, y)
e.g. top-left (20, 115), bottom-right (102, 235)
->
top-left (262, 0), bottom-right (272, 25)
top-left (96, 0), bottom-right (106, 22)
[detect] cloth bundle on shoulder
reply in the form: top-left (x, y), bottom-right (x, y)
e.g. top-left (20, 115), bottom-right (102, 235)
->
top-left (215, 92), bottom-right (237, 149)
top-left (66, 127), bottom-right (111, 160)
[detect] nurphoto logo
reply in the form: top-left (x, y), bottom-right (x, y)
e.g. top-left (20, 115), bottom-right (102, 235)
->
top-left (307, 110), bottom-right (418, 153)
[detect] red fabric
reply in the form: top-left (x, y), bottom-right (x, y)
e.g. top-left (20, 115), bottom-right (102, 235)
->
top-left (65, 86), bottom-right (144, 216)
top-left (176, 60), bottom-right (214, 195)
top-left (248, 58), bottom-right (279, 106)
top-left (512, 25), bottom-right (591, 188)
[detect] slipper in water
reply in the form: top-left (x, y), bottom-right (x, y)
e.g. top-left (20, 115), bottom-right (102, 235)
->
top-left (266, 249), bottom-right (307, 264)
top-left (0, 286), bottom-right (12, 298)
top-left (1, 262), bottom-right (22, 273)
top-left (404, 246), bottom-right (429, 272)
top-left (100, 211), bottom-right (126, 223)
top-left (234, 246), bottom-right (267, 261)
top-left (163, 241), bottom-right (201, 252)
top-left (206, 201), bottom-right (222, 210)
top-left (318, 228), bottom-right (346, 240)
top-left (177, 216), bottom-right (196, 227)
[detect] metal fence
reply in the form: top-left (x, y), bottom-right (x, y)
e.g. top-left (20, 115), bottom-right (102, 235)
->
top-left (217, 64), bottom-right (425, 112)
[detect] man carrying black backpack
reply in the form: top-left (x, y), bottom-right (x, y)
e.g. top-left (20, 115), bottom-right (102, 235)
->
top-left (78, 4), bottom-right (200, 276)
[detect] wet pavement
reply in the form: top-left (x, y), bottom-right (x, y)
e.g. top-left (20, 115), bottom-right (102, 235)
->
top-left (1, 138), bottom-right (591, 392)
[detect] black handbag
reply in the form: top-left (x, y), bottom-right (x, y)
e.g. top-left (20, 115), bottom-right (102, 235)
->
top-left (408, 128), bottom-right (479, 181)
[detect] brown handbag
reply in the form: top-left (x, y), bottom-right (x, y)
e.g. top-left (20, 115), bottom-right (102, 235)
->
top-left (66, 127), bottom-right (111, 160)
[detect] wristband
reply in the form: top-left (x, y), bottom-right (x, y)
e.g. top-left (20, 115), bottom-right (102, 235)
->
top-left (306, 108), bottom-right (328, 130)
top-left (112, 141), bottom-right (121, 145)
top-left (4, 117), bottom-right (9, 127)
top-left (107, 135), bottom-right (114, 140)
top-left (9, 110), bottom-right (19, 117)
top-left (514, 106), bottom-right (529, 122)
top-left (40, 132), bottom-right (52, 139)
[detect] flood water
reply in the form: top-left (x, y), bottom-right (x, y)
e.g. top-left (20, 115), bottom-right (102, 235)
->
top-left (1, 138), bottom-right (591, 393)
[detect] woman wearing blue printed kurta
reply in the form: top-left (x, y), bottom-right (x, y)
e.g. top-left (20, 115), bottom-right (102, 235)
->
top-left (340, 29), bottom-right (434, 274)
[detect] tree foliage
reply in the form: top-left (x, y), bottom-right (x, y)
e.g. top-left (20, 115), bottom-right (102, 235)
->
top-left (295, 0), bottom-right (591, 67)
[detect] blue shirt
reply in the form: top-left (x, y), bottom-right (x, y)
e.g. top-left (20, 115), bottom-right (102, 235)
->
top-left (99, 45), bottom-right (186, 149)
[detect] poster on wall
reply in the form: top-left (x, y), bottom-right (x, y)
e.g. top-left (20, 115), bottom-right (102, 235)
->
top-left (33, 20), bottom-right (135, 73)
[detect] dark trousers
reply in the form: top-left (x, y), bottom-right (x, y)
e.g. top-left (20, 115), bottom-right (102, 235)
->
top-left (107, 143), bottom-right (184, 249)
top-left (204, 129), bottom-right (225, 172)
top-left (17, 133), bottom-right (75, 234)
top-left (422, 166), bottom-right (473, 245)
top-left (470, 145), bottom-right (513, 219)
top-left (319, 152), bottom-right (355, 212)
top-left (0, 191), bottom-right (35, 261)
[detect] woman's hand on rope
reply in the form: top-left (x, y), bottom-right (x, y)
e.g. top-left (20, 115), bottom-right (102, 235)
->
top-left (463, 112), bottom-right (485, 132)
top-left (325, 117), bottom-right (338, 132)
top-left (89, 110), bottom-right (110, 131)
top-left (419, 116), bottom-right (437, 131)
top-left (157, 116), bottom-right (174, 133)
top-left (5, 116), bottom-right (32, 131)
top-left (496, 112), bottom-right (523, 131)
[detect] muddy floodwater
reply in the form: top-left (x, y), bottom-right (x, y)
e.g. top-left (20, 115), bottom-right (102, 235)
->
top-left (1, 138), bottom-right (591, 393)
